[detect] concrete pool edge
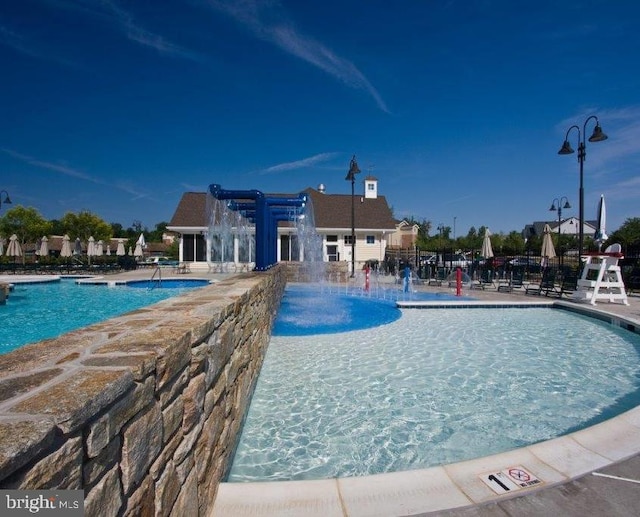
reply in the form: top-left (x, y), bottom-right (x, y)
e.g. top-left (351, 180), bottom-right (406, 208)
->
top-left (211, 299), bottom-right (640, 517)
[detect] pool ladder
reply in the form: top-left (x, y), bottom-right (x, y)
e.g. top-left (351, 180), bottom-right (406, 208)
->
top-left (149, 265), bottom-right (162, 290)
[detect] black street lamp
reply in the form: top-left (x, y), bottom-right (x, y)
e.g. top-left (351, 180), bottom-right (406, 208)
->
top-left (437, 223), bottom-right (445, 270)
top-left (0, 190), bottom-right (12, 210)
top-left (549, 196), bottom-right (571, 238)
top-left (558, 115), bottom-right (608, 265)
top-left (345, 155), bottom-right (361, 277)
top-left (549, 196), bottom-right (570, 267)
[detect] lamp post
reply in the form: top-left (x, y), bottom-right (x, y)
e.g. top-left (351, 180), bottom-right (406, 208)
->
top-left (558, 115), bottom-right (608, 265)
top-left (345, 155), bottom-right (361, 277)
top-left (0, 190), bottom-right (11, 210)
top-left (437, 223), bottom-right (445, 270)
top-left (549, 197), bottom-right (570, 267)
top-left (549, 196), bottom-right (571, 237)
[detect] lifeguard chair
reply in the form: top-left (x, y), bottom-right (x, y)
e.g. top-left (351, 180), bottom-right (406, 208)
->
top-left (573, 244), bottom-right (629, 305)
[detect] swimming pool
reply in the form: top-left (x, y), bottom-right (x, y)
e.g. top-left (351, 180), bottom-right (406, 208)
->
top-left (273, 285), bottom-right (470, 335)
top-left (228, 288), bottom-right (640, 482)
top-left (0, 278), bottom-right (209, 354)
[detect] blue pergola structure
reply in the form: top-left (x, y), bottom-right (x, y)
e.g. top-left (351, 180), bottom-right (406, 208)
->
top-left (208, 184), bottom-right (308, 271)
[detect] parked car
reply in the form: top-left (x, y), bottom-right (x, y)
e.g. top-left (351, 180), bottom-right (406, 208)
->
top-left (440, 253), bottom-right (471, 269)
top-left (420, 255), bottom-right (438, 266)
top-left (508, 257), bottom-right (541, 271)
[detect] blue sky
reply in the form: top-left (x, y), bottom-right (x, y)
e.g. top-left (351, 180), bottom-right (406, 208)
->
top-left (2, 0), bottom-right (639, 237)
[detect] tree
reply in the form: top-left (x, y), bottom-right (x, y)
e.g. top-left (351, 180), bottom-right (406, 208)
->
top-left (608, 217), bottom-right (640, 251)
top-left (148, 221), bottom-right (168, 242)
top-left (502, 231), bottom-right (526, 255)
top-left (60, 210), bottom-right (112, 241)
top-left (110, 222), bottom-right (125, 238)
top-left (0, 206), bottom-right (52, 261)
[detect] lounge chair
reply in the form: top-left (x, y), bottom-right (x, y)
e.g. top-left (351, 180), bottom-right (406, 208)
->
top-left (474, 268), bottom-right (496, 290)
top-left (558, 272), bottom-right (578, 298)
top-left (428, 267), bottom-right (446, 286)
top-left (497, 269), bottom-right (524, 292)
top-left (525, 269), bottom-right (558, 296)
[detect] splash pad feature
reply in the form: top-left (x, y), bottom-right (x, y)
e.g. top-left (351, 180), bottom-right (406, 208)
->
top-left (208, 184), bottom-right (309, 271)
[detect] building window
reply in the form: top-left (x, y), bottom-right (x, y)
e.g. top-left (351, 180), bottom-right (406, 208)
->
top-left (326, 235), bottom-right (338, 242)
top-left (366, 235), bottom-right (375, 244)
top-left (344, 235), bottom-right (354, 245)
top-left (367, 183), bottom-right (375, 191)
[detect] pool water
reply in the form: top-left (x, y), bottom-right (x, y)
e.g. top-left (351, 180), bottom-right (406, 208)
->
top-left (0, 279), bottom-right (207, 354)
top-left (273, 285), bottom-right (469, 335)
top-left (228, 291), bottom-right (640, 482)
top-left (127, 279), bottom-right (210, 289)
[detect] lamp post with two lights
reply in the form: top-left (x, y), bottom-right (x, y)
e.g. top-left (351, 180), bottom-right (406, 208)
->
top-left (558, 115), bottom-right (608, 265)
top-left (549, 196), bottom-right (570, 267)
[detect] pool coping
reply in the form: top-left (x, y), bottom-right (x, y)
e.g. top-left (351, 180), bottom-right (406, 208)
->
top-left (211, 299), bottom-right (640, 517)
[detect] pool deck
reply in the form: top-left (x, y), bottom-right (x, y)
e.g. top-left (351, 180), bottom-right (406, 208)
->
top-left (6, 270), bottom-right (640, 516)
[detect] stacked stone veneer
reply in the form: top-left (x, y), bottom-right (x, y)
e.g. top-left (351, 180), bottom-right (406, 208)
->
top-left (0, 267), bottom-right (286, 516)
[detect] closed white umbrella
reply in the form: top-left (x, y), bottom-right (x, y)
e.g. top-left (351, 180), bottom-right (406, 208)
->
top-left (0, 237), bottom-right (4, 256)
top-left (134, 233), bottom-right (145, 260)
top-left (6, 234), bottom-right (22, 270)
top-left (481, 229), bottom-right (494, 259)
top-left (95, 240), bottom-right (104, 257)
top-left (541, 223), bottom-right (556, 268)
top-left (6, 234), bottom-right (22, 258)
top-left (39, 236), bottom-right (49, 257)
top-left (60, 235), bottom-right (73, 258)
top-left (594, 194), bottom-right (608, 252)
top-left (116, 239), bottom-right (126, 256)
top-left (87, 236), bottom-right (96, 264)
top-left (128, 246), bottom-right (133, 256)
top-left (73, 238), bottom-right (83, 256)
top-left (106, 244), bottom-right (111, 256)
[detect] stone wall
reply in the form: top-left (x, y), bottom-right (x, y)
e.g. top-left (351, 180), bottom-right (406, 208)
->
top-left (0, 267), bottom-right (286, 516)
top-left (283, 261), bottom-right (349, 283)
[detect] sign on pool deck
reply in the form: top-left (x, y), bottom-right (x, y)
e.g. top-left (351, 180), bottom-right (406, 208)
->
top-left (480, 465), bottom-right (543, 494)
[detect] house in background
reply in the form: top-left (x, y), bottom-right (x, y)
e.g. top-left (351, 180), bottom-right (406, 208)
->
top-left (167, 176), bottom-right (398, 272)
top-left (523, 217), bottom-right (596, 241)
top-left (388, 220), bottom-right (420, 249)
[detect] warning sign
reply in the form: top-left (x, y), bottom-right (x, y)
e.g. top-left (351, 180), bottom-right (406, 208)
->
top-left (505, 466), bottom-right (542, 489)
top-left (480, 465), bottom-right (543, 495)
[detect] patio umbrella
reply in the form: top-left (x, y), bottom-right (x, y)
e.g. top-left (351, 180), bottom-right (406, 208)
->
top-left (39, 236), bottom-right (49, 258)
top-left (6, 234), bottom-right (22, 258)
top-left (95, 240), bottom-right (104, 257)
top-left (87, 236), bottom-right (96, 265)
top-left (594, 194), bottom-right (608, 252)
top-left (134, 233), bottom-right (145, 260)
top-left (0, 237), bottom-right (4, 256)
top-left (6, 234), bottom-right (22, 270)
top-left (116, 239), bottom-right (126, 256)
top-left (73, 237), bottom-right (83, 256)
top-left (541, 223), bottom-right (556, 268)
top-left (481, 229), bottom-right (494, 259)
top-left (106, 244), bottom-right (111, 256)
top-left (128, 246), bottom-right (133, 256)
top-left (60, 235), bottom-right (73, 258)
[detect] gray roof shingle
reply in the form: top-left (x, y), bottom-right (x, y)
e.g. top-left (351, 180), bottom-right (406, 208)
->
top-left (168, 188), bottom-right (397, 231)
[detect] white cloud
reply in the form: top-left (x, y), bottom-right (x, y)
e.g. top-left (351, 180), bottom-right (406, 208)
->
top-left (45, 0), bottom-right (202, 61)
top-left (258, 152), bottom-right (341, 174)
top-left (206, 0), bottom-right (389, 113)
top-left (2, 148), bottom-right (148, 198)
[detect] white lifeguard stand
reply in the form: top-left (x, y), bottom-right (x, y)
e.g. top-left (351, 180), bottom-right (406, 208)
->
top-left (573, 243), bottom-right (629, 305)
